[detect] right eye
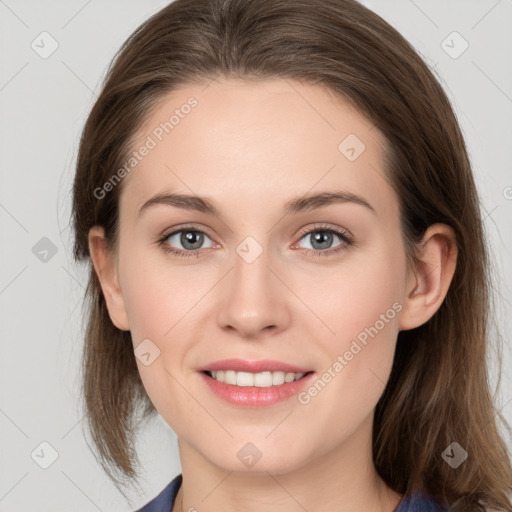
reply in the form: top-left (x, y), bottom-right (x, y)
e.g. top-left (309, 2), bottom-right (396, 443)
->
top-left (157, 226), bottom-right (217, 258)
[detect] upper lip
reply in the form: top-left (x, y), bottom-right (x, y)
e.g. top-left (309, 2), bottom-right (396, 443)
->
top-left (200, 358), bottom-right (312, 374)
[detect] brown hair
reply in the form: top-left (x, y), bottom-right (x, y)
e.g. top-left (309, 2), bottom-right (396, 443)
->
top-left (71, 0), bottom-right (512, 509)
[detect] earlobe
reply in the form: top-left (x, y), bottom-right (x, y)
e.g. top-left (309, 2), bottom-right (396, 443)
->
top-left (88, 226), bottom-right (130, 331)
top-left (399, 224), bottom-right (458, 331)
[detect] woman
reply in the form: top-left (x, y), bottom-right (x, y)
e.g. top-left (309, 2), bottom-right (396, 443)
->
top-left (71, 0), bottom-right (512, 510)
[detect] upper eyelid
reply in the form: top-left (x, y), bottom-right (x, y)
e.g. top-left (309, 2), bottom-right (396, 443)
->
top-left (162, 224), bottom-right (215, 241)
top-left (297, 223), bottom-right (352, 238)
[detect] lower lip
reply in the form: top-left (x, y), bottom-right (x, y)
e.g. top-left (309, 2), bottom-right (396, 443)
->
top-left (199, 371), bottom-right (315, 407)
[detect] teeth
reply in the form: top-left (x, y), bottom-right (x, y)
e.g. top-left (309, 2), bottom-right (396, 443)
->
top-left (209, 370), bottom-right (306, 387)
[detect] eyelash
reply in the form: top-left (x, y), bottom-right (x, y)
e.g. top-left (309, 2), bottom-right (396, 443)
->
top-left (156, 223), bottom-right (354, 259)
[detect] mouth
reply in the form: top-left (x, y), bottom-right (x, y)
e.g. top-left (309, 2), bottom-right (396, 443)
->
top-left (199, 368), bottom-right (316, 407)
top-left (202, 369), bottom-right (315, 388)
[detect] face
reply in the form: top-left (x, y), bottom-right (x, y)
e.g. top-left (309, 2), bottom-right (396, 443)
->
top-left (102, 77), bottom-right (413, 474)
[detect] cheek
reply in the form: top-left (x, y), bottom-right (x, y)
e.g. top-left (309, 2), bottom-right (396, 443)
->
top-left (297, 248), bottom-right (404, 338)
top-left (293, 267), bottom-right (402, 446)
top-left (119, 247), bottom-right (199, 339)
top-left (298, 246), bottom-right (405, 392)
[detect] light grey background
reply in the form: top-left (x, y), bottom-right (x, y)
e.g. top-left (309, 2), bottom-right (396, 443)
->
top-left (1, 0), bottom-right (511, 510)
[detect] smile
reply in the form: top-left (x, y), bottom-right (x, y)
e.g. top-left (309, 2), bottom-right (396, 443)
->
top-left (200, 370), bottom-right (315, 407)
top-left (204, 370), bottom-right (310, 387)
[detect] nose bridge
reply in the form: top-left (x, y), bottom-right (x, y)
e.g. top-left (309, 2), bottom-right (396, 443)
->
top-left (216, 236), bottom-right (290, 336)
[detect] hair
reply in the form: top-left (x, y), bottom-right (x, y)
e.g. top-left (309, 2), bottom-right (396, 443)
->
top-left (71, 0), bottom-right (512, 509)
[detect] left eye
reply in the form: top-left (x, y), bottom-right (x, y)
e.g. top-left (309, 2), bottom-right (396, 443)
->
top-left (296, 228), bottom-right (349, 252)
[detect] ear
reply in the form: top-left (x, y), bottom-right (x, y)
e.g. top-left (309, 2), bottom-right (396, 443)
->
top-left (399, 223), bottom-right (458, 331)
top-left (88, 226), bottom-right (130, 331)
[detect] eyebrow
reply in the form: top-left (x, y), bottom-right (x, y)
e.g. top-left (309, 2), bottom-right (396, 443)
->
top-left (137, 190), bottom-right (376, 218)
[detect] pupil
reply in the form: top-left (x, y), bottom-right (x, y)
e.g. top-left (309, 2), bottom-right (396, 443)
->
top-left (182, 231), bottom-right (203, 250)
top-left (312, 231), bottom-right (332, 250)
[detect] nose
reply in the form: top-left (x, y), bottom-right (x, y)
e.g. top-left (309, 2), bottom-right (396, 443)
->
top-left (216, 245), bottom-right (292, 339)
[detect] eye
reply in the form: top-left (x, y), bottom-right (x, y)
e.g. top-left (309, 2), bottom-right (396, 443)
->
top-left (156, 223), bottom-right (354, 259)
top-left (157, 226), bottom-right (216, 258)
top-left (294, 224), bottom-right (354, 257)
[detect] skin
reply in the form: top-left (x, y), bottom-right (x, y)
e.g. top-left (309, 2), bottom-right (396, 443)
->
top-left (88, 77), bottom-right (457, 512)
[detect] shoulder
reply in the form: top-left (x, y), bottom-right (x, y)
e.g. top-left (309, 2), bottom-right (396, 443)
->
top-left (394, 490), bottom-right (448, 512)
top-left (135, 473), bottom-right (182, 512)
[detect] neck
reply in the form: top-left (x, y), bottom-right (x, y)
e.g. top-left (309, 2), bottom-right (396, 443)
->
top-left (172, 413), bottom-right (403, 512)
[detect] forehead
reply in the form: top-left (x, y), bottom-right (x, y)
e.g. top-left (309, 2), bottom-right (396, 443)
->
top-left (119, 77), bottom-right (396, 222)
